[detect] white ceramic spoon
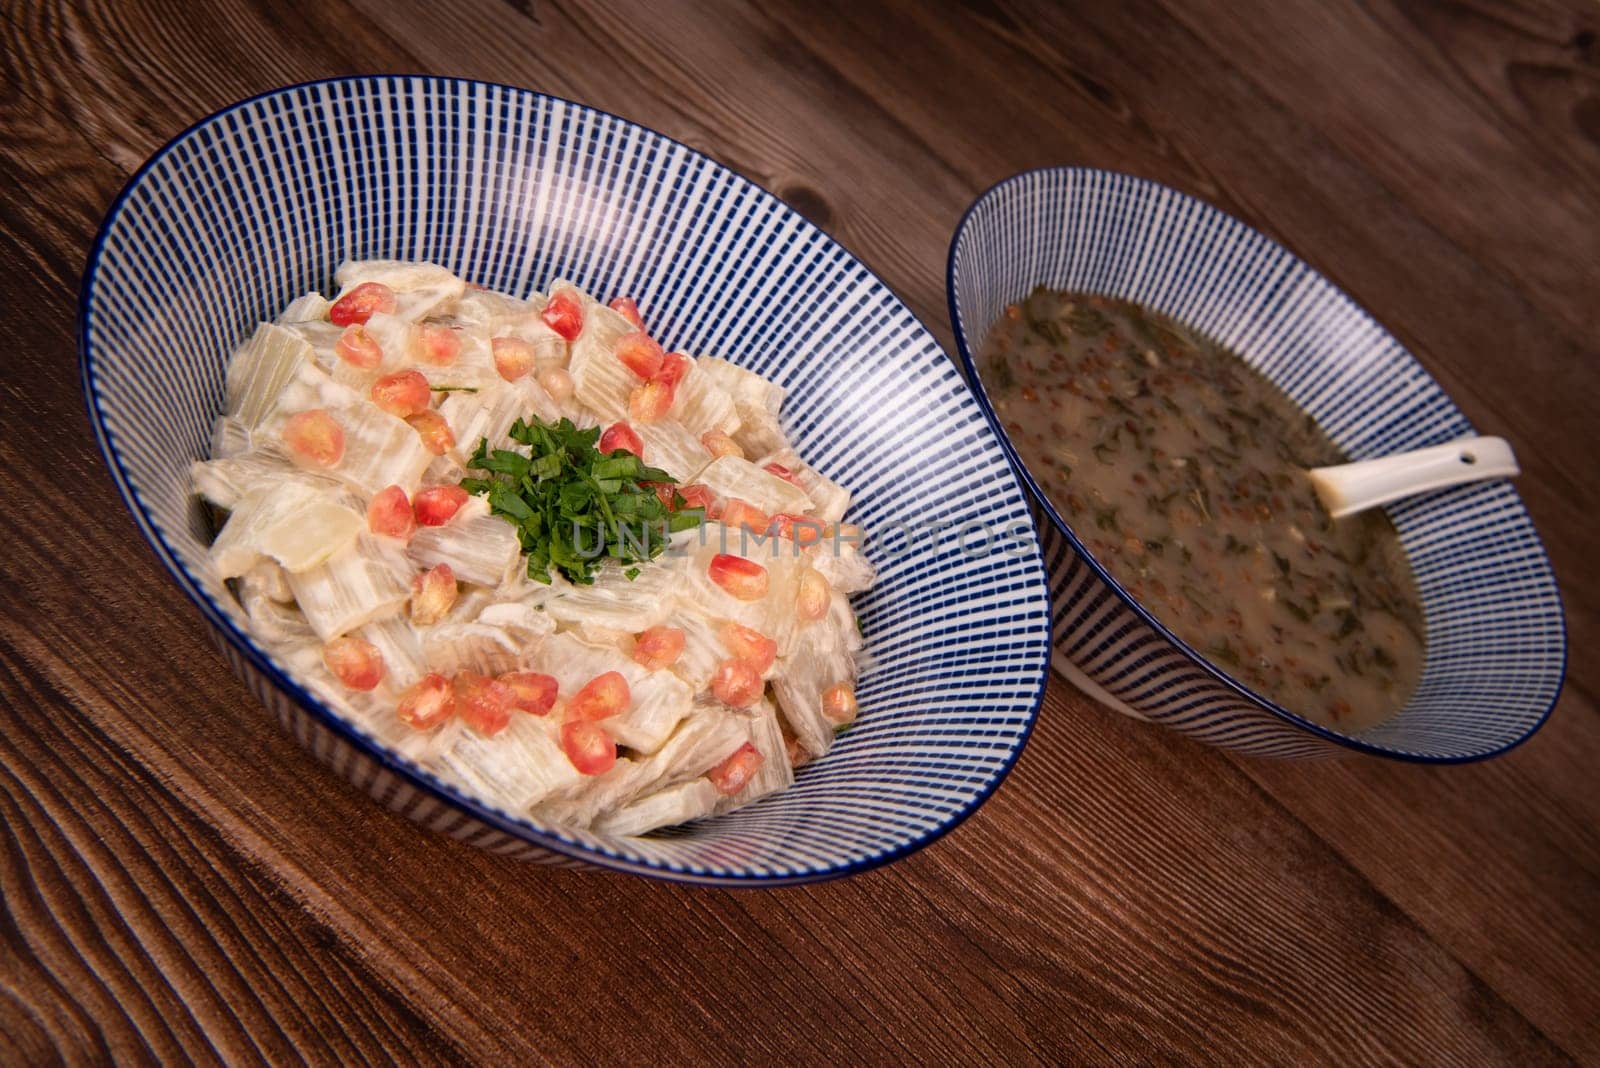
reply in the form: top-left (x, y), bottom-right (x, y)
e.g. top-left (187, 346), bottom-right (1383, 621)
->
top-left (1308, 435), bottom-right (1519, 519)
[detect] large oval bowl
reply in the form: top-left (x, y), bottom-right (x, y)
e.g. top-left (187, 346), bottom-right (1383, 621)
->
top-left (949, 168), bottom-right (1564, 762)
top-left (80, 77), bottom-right (1051, 884)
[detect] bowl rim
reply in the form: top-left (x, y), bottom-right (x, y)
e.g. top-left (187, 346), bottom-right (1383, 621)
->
top-left (946, 165), bottom-right (1565, 764)
top-left (78, 74), bottom-right (1051, 885)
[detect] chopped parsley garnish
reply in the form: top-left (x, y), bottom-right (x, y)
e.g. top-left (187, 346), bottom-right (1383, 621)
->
top-left (460, 416), bottom-right (702, 585)
top-left (988, 352), bottom-right (1016, 390)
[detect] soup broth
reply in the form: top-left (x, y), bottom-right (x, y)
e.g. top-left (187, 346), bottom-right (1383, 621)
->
top-left (981, 289), bottom-right (1424, 730)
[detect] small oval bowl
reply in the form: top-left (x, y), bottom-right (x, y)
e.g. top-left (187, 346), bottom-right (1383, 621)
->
top-left (949, 168), bottom-right (1565, 761)
top-left (80, 77), bottom-right (1053, 884)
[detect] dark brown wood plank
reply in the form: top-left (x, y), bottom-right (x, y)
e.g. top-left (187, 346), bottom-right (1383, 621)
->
top-left (0, 638), bottom-right (471, 1066)
top-left (1238, 688), bottom-right (1600, 1056)
top-left (1157, 0), bottom-right (1600, 333)
top-left (1, 0), bottom-right (1597, 1063)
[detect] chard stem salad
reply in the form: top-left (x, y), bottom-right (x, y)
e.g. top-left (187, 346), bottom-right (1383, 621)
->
top-left (194, 261), bottom-right (874, 837)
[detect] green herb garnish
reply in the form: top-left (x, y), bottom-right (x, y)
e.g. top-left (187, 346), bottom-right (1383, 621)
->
top-left (1026, 313), bottom-right (1066, 346)
top-left (430, 385), bottom-right (481, 394)
top-left (1280, 595), bottom-right (1312, 623)
top-left (460, 416), bottom-right (702, 585)
top-left (1066, 305), bottom-right (1110, 338)
top-left (987, 352), bottom-right (1016, 391)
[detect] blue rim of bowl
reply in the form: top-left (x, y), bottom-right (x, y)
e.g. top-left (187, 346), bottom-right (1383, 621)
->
top-left (78, 75), bottom-right (1051, 885)
top-left (946, 166), bottom-right (1565, 765)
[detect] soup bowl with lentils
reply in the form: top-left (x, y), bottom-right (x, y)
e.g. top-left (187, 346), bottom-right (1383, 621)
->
top-left (949, 168), bottom-right (1565, 761)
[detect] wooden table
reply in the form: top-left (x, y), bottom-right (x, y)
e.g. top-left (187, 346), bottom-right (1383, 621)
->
top-left (4, 1), bottom-right (1597, 1062)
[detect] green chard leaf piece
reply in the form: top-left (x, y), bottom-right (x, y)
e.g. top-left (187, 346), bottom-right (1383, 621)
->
top-left (459, 415), bottom-right (701, 585)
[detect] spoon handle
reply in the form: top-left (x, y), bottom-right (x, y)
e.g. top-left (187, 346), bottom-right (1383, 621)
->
top-left (1309, 436), bottom-right (1520, 519)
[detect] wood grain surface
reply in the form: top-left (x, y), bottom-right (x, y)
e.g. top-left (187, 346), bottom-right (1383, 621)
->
top-left (2, 0), bottom-right (1597, 1062)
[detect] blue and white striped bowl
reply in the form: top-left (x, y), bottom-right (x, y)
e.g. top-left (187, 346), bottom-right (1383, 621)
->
top-left (79, 76), bottom-right (1052, 884)
top-left (949, 168), bottom-right (1565, 761)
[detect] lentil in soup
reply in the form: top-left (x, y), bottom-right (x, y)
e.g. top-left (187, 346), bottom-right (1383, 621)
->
top-left (981, 289), bottom-right (1424, 730)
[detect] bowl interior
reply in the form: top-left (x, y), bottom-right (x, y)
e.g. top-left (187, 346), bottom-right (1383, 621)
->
top-left (948, 168), bottom-right (1565, 761)
top-left (81, 76), bottom-right (1051, 882)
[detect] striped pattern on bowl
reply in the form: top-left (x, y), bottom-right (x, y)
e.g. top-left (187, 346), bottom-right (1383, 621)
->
top-left (948, 167), bottom-right (1565, 761)
top-left (79, 76), bottom-right (1051, 884)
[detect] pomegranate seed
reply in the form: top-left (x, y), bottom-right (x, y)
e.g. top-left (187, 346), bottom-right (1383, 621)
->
top-left (707, 742), bottom-right (765, 795)
top-left (720, 499), bottom-right (769, 535)
top-left (537, 365), bottom-right (574, 402)
top-left (413, 485), bottom-right (468, 526)
top-left (709, 554), bottom-right (769, 600)
top-left (561, 720), bottom-right (616, 775)
top-left (608, 295), bottom-right (644, 330)
top-left (329, 282), bottom-right (396, 327)
top-left (615, 331), bottom-right (664, 379)
top-left (655, 352), bottom-right (691, 388)
top-left (323, 636), bottom-right (385, 691)
top-left (409, 563), bottom-right (458, 625)
top-left (675, 483), bottom-right (714, 512)
top-left (396, 672), bottom-right (455, 729)
top-left (454, 671), bottom-right (515, 736)
top-left (498, 671), bottom-right (559, 715)
top-left (821, 683), bottom-right (858, 727)
top-left (412, 323), bottom-right (461, 366)
top-left (335, 324), bottom-right (383, 369)
top-left (796, 569), bottom-right (831, 621)
top-left (711, 658), bottom-right (762, 707)
top-left (566, 670), bottom-right (630, 722)
top-left (700, 429), bottom-right (743, 459)
top-left (371, 370), bottom-right (431, 418)
top-left (599, 421), bottom-right (643, 457)
top-left (541, 291), bottom-right (584, 341)
top-left (367, 484), bottom-right (417, 540)
top-left (633, 626), bottom-right (686, 670)
top-left (771, 513), bottom-right (825, 547)
top-left (763, 462), bottom-right (804, 487)
top-left (720, 622), bottom-right (776, 673)
top-left (628, 379), bottom-right (674, 423)
top-left (406, 410), bottom-right (455, 456)
top-left (653, 481), bottom-right (711, 512)
top-left (282, 409), bottom-right (344, 468)
top-left (491, 335), bottom-right (536, 381)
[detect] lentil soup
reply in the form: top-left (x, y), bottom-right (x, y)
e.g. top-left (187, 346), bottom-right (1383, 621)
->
top-left (981, 289), bottom-right (1424, 730)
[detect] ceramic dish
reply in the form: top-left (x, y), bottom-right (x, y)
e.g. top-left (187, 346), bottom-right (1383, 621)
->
top-left (80, 76), bottom-right (1052, 883)
top-left (949, 167), bottom-right (1564, 761)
